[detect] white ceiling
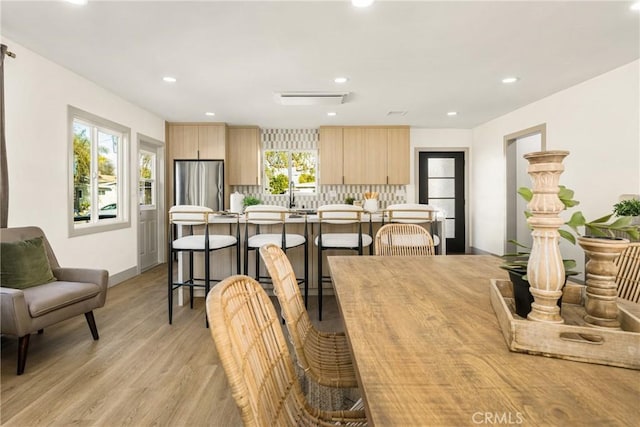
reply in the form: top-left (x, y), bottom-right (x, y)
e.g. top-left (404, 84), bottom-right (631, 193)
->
top-left (2, 0), bottom-right (638, 129)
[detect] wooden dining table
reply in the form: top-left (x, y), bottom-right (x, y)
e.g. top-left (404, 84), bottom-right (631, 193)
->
top-left (328, 255), bottom-right (640, 426)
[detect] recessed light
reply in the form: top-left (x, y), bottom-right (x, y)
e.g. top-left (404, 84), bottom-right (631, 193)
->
top-left (502, 77), bottom-right (519, 84)
top-left (205, 112), bottom-right (215, 117)
top-left (66, 0), bottom-right (88, 5)
top-left (631, 2), bottom-right (640, 11)
top-left (162, 76), bottom-right (177, 83)
top-left (352, 0), bottom-right (374, 7)
top-left (447, 111), bottom-right (458, 116)
top-left (327, 112), bottom-right (337, 117)
top-left (334, 77), bottom-right (349, 84)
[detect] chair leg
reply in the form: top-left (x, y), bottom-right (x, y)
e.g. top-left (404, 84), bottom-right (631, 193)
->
top-left (168, 250), bottom-right (174, 324)
top-left (318, 247), bottom-right (323, 321)
top-left (304, 241), bottom-right (309, 308)
top-left (17, 334), bottom-right (30, 375)
top-left (85, 311), bottom-right (99, 340)
top-left (205, 249), bottom-right (211, 328)
top-left (189, 252), bottom-right (194, 309)
top-left (254, 248), bottom-right (260, 281)
top-left (243, 242), bottom-right (249, 275)
top-left (236, 242), bottom-right (241, 275)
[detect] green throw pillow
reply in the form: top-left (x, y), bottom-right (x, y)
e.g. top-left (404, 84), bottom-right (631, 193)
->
top-left (1, 236), bottom-right (56, 289)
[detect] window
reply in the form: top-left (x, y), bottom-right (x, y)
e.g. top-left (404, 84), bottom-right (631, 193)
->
top-left (264, 150), bottom-right (317, 195)
top-left (68, 106), bottom-right (130, 236)
top-left (139, 149), bottom-right (156, 208)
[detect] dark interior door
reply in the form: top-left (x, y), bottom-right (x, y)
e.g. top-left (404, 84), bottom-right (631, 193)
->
top-left (418, 152), bottom-right (465, 253)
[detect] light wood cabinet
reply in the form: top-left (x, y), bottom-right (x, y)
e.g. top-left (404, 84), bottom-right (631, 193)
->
top-left (387, 127), bottom-right (410, 184)
top-left (227, 126), bottom-right (261, 186)
top-left (318, 127), bottom-right (344, 184)
top-left (320, 126), bottom-right (409, 185)
top-left (198, 125), bottom-right (226, 159)
top-left (168, 123), bottom-right (226, 160)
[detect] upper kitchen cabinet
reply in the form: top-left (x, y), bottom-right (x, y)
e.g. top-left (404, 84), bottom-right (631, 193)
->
top-left (387, 127), bottom-right (410, 184)
top-left (228, 126), bottom-right (261, 186)
top-left (198, 125), bottom-right (226, 159)
top-left (319, 126), bottom-right (410, 185)
top-left (167, 123), bottom-right (226, 160)
top-left (343, 128), bottom-right (388, 184)
top-left (318, 127), bottom-right (344, 185)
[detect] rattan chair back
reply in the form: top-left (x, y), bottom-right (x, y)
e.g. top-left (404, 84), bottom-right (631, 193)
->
top-left (206, 275), bottom-right (366, 426)
top-left (259, 244), bottom-right (359, 389)
top-left (375, 223), bottom-right (435, 256)
top-left (615, 242), bottom-right (640, 303)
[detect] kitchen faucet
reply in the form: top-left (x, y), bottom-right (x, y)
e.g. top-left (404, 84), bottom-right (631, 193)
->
top-left (289, 180), bottom-right (296, 209)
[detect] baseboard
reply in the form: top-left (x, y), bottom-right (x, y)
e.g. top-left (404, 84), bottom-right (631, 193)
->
top-left (108, 266), bottom-right (138, 287)
top-left (468, 246), bottom-right (498, 256)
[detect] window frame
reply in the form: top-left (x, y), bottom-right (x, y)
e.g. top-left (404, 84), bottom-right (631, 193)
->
top-left (68, 106), bottom-right (131, 237)
top-left (262, 148), bottom-right (318, 196)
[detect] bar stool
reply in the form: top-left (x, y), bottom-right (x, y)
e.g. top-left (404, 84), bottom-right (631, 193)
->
top-left (243, 205), bottom-right (309, 306)
top-left (315, 204), bottom-right (372, 321)
top-left (168, 205), bottom-right (240, 326)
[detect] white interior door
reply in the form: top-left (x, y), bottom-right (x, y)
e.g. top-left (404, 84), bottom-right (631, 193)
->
top-left (139, 143), bottom-right (159, 271)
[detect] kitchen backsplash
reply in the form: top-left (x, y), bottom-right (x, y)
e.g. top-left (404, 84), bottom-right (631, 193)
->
top-left (231, 128), bottom-right (408, 210)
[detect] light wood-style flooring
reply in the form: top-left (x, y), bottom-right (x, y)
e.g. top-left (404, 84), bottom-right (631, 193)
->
top-left (1, 264), bottom-right (344, 426)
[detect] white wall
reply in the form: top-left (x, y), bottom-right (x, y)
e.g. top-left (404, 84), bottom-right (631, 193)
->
top-left (4, 39), bottom-right (166, 281)
top-left (471, 60), bottom-right (640, 277)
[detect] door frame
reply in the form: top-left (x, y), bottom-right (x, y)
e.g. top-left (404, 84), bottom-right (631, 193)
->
top-left (137, 134), bottom-right (166, 274)
top-left (414, 147), bottom-right (469, 253)
top-left (503, 123), bottom-right (547, 254)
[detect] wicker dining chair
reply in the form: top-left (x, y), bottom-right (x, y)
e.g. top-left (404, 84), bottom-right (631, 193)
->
top-left (615, 242), bottom-right (640, 303)
top-left (375, 223), bottom-right (435, 256)
top-left (206, 275), bottom-right (368, 427)
top-left (259, 243), bottom-right (358, 389)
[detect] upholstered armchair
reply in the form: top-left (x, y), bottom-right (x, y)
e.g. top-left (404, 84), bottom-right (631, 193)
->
top-left (0, 226), bottom-right (108, 375)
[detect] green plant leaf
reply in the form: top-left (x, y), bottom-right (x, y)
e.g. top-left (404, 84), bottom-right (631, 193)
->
top-left (507, 239), bottom-right (530, 249)
top-left (558, 186), bottom-right (579, 208)
top-left (607, 216), bottom-right (632, 228)
top-left (566, 211), bottom-right (586, 232)
top-left (562, 259), bottom-right (577, 269)
top-left (517, 187), bottom-right (533, 202)
top-left (585, 225), bottom-right (608, 237)
top-left (625, 227), bottom-right (640, 240)
top-left (558, 229), bottom-right (576, 244)
top-left (588, 214), bottom-right (613, 224)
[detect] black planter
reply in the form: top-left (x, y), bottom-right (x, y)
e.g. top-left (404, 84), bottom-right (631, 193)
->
top-left (508, 271), bottom-right (564, 318)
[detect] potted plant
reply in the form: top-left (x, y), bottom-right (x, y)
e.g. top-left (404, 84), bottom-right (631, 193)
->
top-left (501, 186), bottom-right (639, 318)
top-left (243, 196), bottom-right (262, 208)
top-left (613, 198), bottom-right (640, 217)
top-left (613, 198), bottom-right (640, 231)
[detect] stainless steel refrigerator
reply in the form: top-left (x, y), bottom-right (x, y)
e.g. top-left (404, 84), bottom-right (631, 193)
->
top-left (174, 160), bottom-right (224, 210)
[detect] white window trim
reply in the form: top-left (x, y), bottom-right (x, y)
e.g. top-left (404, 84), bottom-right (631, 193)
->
top-left (68, 105), bottom-right (131, 237)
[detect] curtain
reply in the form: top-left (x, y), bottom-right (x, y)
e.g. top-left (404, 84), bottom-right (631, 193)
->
top-left (0, 44), bottom-right (8, 228)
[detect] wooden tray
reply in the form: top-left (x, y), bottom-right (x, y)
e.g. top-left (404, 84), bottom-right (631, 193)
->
top-left (490, 279), bottom-right (640, 370)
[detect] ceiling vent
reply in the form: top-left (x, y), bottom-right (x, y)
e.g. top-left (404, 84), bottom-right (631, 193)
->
top-left (275, 92), bottom-right (349, 106)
